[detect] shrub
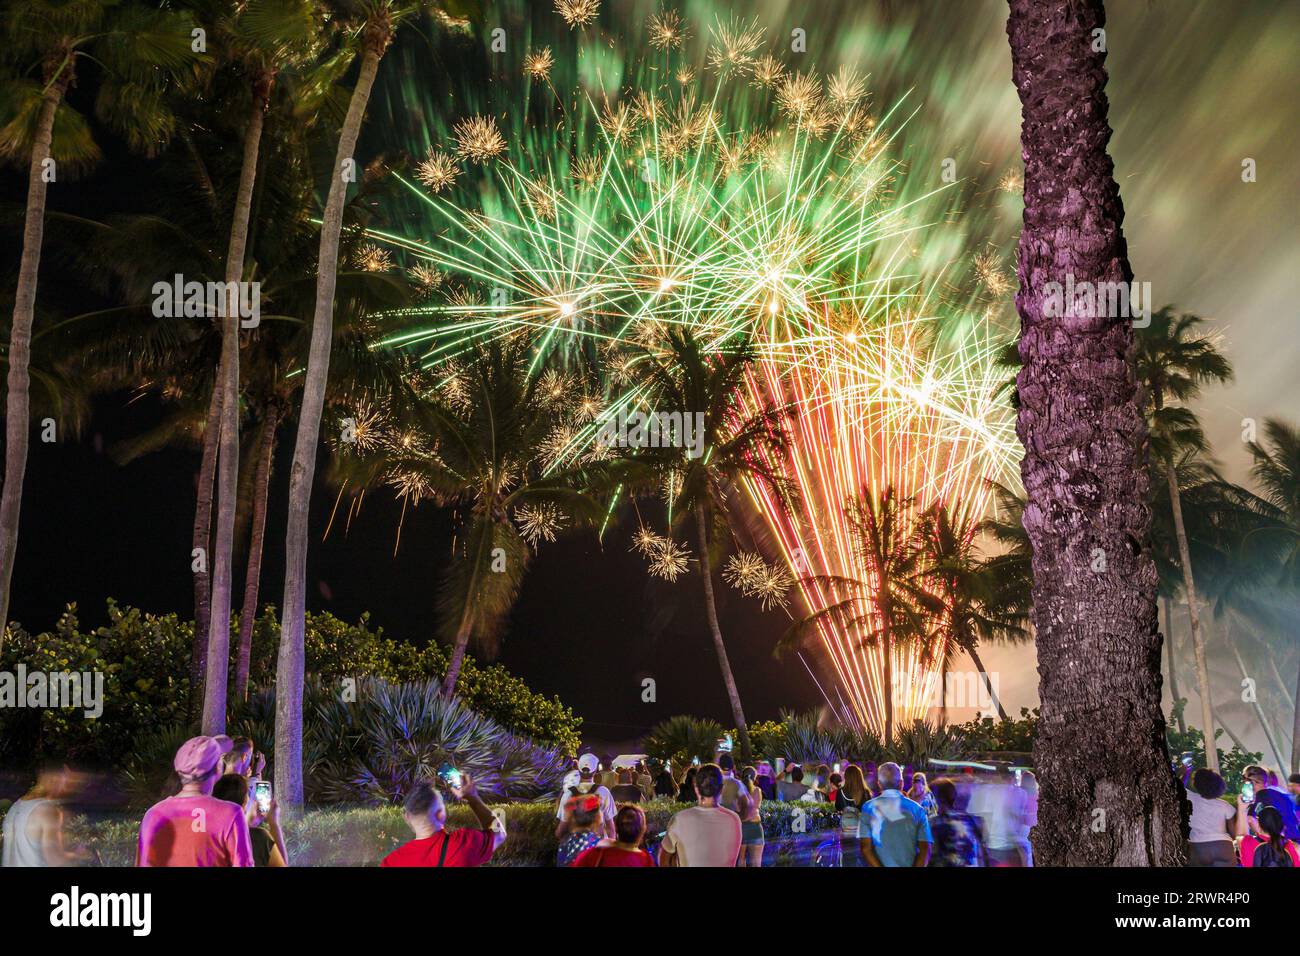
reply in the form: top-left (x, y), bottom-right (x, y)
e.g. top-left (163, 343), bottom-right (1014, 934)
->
top-left (0, 602), bottom-right (582, 770)
top-left (644, 715), bottom-right (725, 766)
top-left (121, 677), bottom-right (568, 808)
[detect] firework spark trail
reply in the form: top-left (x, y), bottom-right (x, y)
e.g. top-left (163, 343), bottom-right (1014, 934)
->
top-left (363, 4), bottom-right (1020, 734)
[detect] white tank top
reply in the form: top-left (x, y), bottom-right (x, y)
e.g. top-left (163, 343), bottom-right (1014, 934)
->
top-left (2, 797), bottom-right (51, 866)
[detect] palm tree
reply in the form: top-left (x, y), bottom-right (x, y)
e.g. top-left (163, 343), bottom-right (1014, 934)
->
top-left (275, 0), bottom-right (440, 810)
top-left (778, 486), bottom-right (928, 745)
top-left (1245, 419), bottom-right (1300, 771)
top-left (1135, 305), bottom-right (1234, 771)
top-left (1006, 0), bottom-right (1184, 864)
top-left (200, 0), bottom-right (325, 735)
top-left (913, 502), bottom-right (1030, 721)
top-left (326, 337), bottom-right (604, 696)
top-left (620, 330), bottom-right (791, 762)
top-left (0, 0), bottom-right (195, 651)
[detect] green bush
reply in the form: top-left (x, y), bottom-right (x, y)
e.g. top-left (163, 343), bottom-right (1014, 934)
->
top-left (0, 601), bottom-right (582, 770)
top-left (952, 708), bottom-right (1038, 754)
top-left (644, 715), bottom-right (725, 766)
top-left (67, 797), bottom-right (841, 867)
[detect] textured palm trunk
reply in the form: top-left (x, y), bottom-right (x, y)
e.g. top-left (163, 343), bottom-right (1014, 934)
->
top-left (277, 35), bottom-right (387, 808)
top-left (203, 97), bottom-right (267, 735)
top-left (1162, 595), bottom-right (1186, 733)
top-left (694, 503), bottom-right (753, 763)
top-left (189, 381), bottom-right (223, 714)
top-left (234, 411), bottom-right (277, 701)
top-left (441, 607), bottom-right (473, 697)
top-left (0, 74), bottom-right (66, 653)
top-left (967, 644), bottom-right (1009, 721)
top-left (1007, 0), bottom-right (1184, 865)
top-left (1164, 462), bottom-right (1216, 771)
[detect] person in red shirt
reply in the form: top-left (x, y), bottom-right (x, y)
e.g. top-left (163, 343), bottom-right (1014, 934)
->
top-left (137, 735), bottom-right (253, 867)
top-left (382, 774), bottom-right (504, 867)
top-left (572, 805), bottom-right (656, 867)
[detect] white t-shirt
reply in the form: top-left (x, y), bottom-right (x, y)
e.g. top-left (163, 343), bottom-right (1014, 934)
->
top-left (662, 805), bottom-right (742, 867)
top-left (555, 781), bottom-right (616, 825)
top-left (1188, 791), bottom-right (1235, 844)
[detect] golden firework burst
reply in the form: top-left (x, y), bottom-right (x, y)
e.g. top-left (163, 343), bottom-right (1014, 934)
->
top-left (525, 177), bottom-right (557, 220)
top-left (776, 71), bottom-right (823, 118)
top-left (647, 9), bottom-right (689, 50)
top-left (722, 550), bottom-right (767, 591)
top-left (632, 525), bottom-right (665, 556)
top-left (355, 243), bottom-right (391, 272)
top-left (998, 167), bottom-right (1023, 193)
top-left (414, 148), bottom-right (460, 193)
top-left (750, 54), bottom-right (786, 89)
top-left (407, 263), bottom-right (446, 295)
top-left (555, 0), bottom-right (599, 29)
top-left (973, 248), bottom-right (1013, 297)
top-left (452, 115), bottom-right (506, 164)
top-left (598, 101), bottom-right (641, 144)
top-left (827, 66), bottom-right (868, 109)
top-left (515, 503), bottom-right (566, 548)
top-left (523, 46), bottom-right (555, 80)
top-left (754, 563), bottom-right (793, 610)
top-left (570, 154), bottom-right (603, 190)
top-left (648, 539), bottom-right (691, 581)
top-left (706, 16), bottom-right (764, 73)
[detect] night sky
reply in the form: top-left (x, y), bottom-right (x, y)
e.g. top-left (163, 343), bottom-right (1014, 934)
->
top-left (5, 1), bottom-right (1297, 751)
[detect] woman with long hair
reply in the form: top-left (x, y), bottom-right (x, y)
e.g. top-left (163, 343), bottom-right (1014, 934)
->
top-left (737, 765), bottom-right (765, 867)
top-left (836, 764), bottom-right (869, 868)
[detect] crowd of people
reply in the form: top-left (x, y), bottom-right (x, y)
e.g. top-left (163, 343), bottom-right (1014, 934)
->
top-left (2, 735), bottom-right (1298, 868)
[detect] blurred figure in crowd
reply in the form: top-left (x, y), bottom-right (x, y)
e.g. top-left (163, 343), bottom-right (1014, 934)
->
top-left (611, 768), bottom-right (644, 804)
top-left (928, 777), bottom-right (987, 867)
top-left (835, 764), bottom-right (869, 868)
top-left (737, 766), bottom-right (765, 867)
top-left (2, 763), bottom-right (91, 867)
top-left (555, 793), bottom-right (603, 866)
top-left (555, 753), bottom-right (616, 841)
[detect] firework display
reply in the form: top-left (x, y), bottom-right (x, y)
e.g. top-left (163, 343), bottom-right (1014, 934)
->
top-left (366, 4), bottom-right (1019, 734)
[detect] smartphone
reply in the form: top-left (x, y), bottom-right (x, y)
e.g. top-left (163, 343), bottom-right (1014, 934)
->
top-left (1240, 781), bottom-right (1255, 803)
top-left (718, 734), bottom-right (733, 753)
top-left (775, 757), bottom-right (786, 775)
top-left (254, 780), bottom-right (272, 814)
top-left (833, 762), bottom-right (842, 774)
top-left (692, 756), bottom-right (700, 766)
top-left (437, 762), bottom-right (463, 790)
top-left (1179, 753), bottom-right (1194, 768)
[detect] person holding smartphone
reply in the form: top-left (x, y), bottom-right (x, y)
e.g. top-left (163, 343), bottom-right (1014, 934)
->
top-left (383, 772), bottom-right (504, 867)
top-left (212, 773), bottom-right (287, 867)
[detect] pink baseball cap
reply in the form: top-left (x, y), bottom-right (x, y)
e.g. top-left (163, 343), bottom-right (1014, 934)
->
top-left (174, 735), bottom-right (234, 780)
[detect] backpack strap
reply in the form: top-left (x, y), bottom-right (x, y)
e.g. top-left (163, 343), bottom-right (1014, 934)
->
top-left (437, 831), bottom-right (451, 867)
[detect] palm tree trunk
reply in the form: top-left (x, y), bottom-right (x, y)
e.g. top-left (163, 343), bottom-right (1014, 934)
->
top-left (1007, 0), bottom-right (1184, 865)
top-left (441, 607), bottom-right (473, 697)
top-left (277, 37), bottom-right (387, 809)
top-left (1165, 462), bottom-right (1216, 772)
top-left (1223, 621), bottom-right (1287, 771)
top-left (190, 381), bottom-right (223, 715)
top-left (0, 74), bottom-right (66, 653)
top-left (882, 623), bottom-right (894, 744)
top-left (694, 503), bottom-right (752, 763)
top-left (967, 644), bottom-right (1008, 721)
top-left (1291, 649), bottom-right (1300, 774)
top-left (234, 410), bottom-right (277, 701)
top-left (203, 98), bottom-right (267, 735)
top-left (1162, 595), bottom-right (1185, 733)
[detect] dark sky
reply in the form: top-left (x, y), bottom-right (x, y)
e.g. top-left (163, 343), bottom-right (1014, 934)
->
top-left (6, 0), bottom-right (1297, 753)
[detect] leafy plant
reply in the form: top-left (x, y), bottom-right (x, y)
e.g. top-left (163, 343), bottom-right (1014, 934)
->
top-left (644, 715), bottom-right (725, 767)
